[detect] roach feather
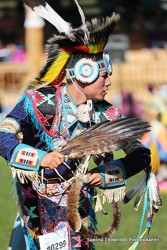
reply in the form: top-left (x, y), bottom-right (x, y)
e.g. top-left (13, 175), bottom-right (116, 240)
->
top-left (23, 0), bottom-right (46, 8)
top-left (23, 0), bottom-right (72, 35)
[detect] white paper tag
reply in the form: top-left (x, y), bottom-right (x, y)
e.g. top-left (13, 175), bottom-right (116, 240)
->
top-left (39, 227), bottom-right (69, 250)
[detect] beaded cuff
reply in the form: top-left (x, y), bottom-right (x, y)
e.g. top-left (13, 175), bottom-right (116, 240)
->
top-left (98, 160), bottom-right (126, 189)
top-left (9, 143), bottom-right (47, 171)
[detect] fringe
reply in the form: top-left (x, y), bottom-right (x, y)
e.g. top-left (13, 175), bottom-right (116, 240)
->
top-left (102, 186), bottom-right (126, 203)
top-left (10, 167), bottom-right (40, 184)
top-left (94, 193), bottom-right (103, 212)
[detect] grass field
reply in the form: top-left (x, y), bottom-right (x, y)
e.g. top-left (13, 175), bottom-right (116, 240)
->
top-left (0, 156), bottom-right (166, 250)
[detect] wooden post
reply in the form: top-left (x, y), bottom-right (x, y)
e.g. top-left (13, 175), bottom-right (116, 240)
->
top-left (24, 6), bottom-right (45, 79)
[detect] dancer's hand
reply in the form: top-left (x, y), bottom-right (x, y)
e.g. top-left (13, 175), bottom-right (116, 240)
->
top-left (88, 169), bottom-right (102, 187)
top-left (41, 151), bottom-right (65, 169)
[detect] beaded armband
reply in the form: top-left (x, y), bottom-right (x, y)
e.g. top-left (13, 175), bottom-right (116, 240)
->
top-left (9, 144), bottom-right (47, 171)
top-left (98, 160), bottom-right (126, 189)
top-left (97, 160), bottom-right (127, 203)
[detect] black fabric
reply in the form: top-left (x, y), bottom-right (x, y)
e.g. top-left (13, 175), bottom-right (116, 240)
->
top-left (122, 146), bottom-right (151, 179)
top-left (36, 86), bottom-right (56, 128)
top-left (16, 180), bottom-right (41, 235)
top-left (22, 125), bottom-right (41, 146)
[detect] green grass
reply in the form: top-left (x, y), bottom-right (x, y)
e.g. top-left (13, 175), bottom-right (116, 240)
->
top-left (0, 157), bottom-right (17, 250)
top-left (95, 176), bottom-right (167, 250)
top-left (0, 156), bottom-right (166, 250)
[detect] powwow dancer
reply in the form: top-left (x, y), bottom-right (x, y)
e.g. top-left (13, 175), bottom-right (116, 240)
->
top-left (0, 1), bottom-right (161, 249)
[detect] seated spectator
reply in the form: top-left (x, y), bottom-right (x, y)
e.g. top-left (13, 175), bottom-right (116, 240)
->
top-left (6, 43), bottom-right (26, 63)
top-left (120, 91), bottom-right (143, 118)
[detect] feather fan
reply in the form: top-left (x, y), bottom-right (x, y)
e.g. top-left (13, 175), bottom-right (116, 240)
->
top-left (60, 117), bottom-right (150, 158)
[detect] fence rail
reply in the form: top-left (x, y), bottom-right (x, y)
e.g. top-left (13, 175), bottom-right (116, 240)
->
top-left (108, 62), bottom-right (167, 103)
top-left (0, 61), bottom-right (167, 105)
top-left (0, 62), bottom-right (30, 90)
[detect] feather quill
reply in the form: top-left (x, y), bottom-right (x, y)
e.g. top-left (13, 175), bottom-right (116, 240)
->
top-left (134, 182), bottom-right (146, 211)
top-left (123, 176), bottom-right (146, 204)
top-left (74, 0), bottom-right (89, 41)
top-left (23, 0), bottom-right (72, 35)
top-left (148, 172), bottom-right (162, 210)
top-left (124, 172), bottom-right (162, 212)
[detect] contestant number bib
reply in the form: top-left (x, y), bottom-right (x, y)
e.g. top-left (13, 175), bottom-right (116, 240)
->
top-left (39, 227), bottom-right (68, 250)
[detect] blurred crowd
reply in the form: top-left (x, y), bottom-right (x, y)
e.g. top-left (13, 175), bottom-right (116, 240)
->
top-left (0, 41), bottom-right (26, 63)
top-left (112, 83), bottom-right (167, 192)
top-left (142, 84), bottom-right (167, 192)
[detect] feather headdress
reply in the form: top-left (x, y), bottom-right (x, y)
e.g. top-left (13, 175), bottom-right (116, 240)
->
top-left (23, 0), bottom-right (120, 88)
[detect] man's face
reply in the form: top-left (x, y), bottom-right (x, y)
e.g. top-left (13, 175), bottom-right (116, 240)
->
top-left (82, 70), bottom-right (111, 101)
